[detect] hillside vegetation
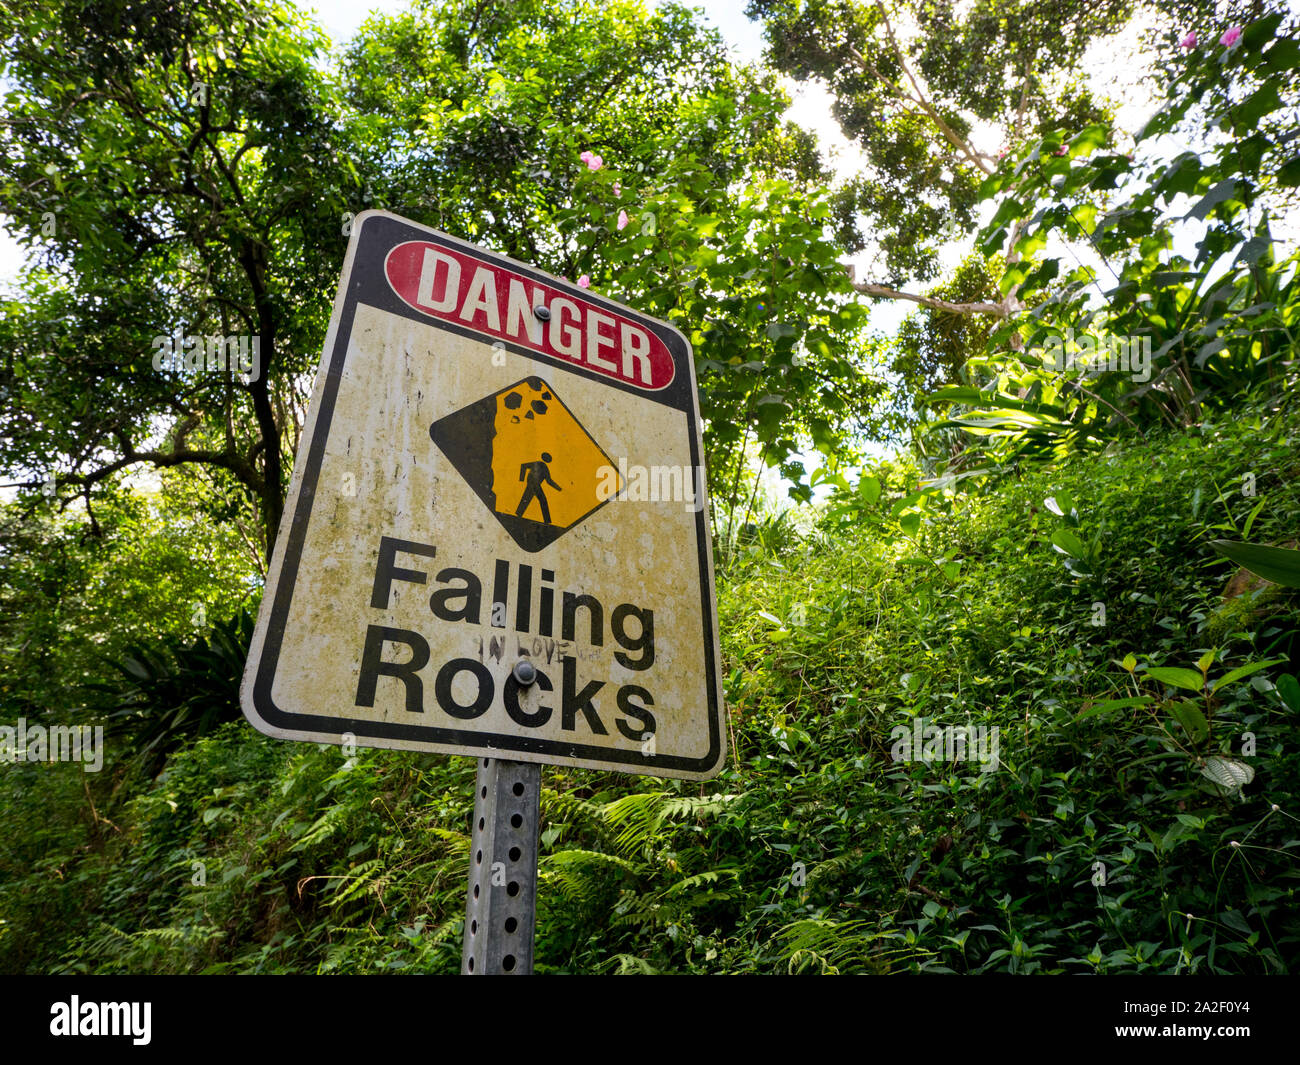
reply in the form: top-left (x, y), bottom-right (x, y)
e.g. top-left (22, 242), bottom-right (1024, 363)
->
top-left (2, 0), bottom-right (1299, 975)
top-left (3, 399), bottom-right (1296, 974)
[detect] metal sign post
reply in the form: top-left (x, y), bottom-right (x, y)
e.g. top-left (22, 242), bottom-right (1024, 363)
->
top-left (461, 754), bottom-right (541, 974)
top-left (462, 659), bottom-right (543, 974)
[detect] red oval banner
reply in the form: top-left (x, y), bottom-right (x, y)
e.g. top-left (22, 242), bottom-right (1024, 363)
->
top-left (384, 241), bottom-right (675, 391)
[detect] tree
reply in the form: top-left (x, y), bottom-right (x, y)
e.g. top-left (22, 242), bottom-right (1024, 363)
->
top-left (2, 0), bottom-right (887, 549)
top-left (0, 473), bottom-right (258, 721)
top-left (746, 0), bottom-right (1137, 313)
top-left (0, 0), bottom-right (363, 556)
top-left (1, 0), bottom-right (877, 554)
top-left (923, 9), bottom-right (1300, 475)
top-left (342, 0), bottom-right (881, 512)
top-left (889, 254), bottom-right (1002, 444)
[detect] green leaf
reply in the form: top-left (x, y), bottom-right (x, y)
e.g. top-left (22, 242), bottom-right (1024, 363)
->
top-left (1146, 667), bottom-right (1204, 692)
top-left (1211, 658), bottom-right (1285, 693)
top-left (1262, 36), bottom-right (1300, 74)
top-left (1043, 492), bottom-right (1076, 521)
top-left (1241, 498), bottom-right (1267, 539)
top-left (1235, 83), bottom-right (1282, 126)
top-left (1068, 123), bottom-right (1109, 156)
top-left (1210, 540), bottom-right (1300, 588)
top-left (1242, 12), bottom-right (1284, 51)
top-left (1200, 756), bottom-right (1254, 792)
top-left (1161, 820), bottom-right (1197, 851)
top-left (1276, 674), bottom-right (1300, 713)
top-left (1077, 696), bottom-right (1153, 719)
top-left (987, 196), bottom-right (1026, 232)
top-left (1185, 180), bottom-right (1238, 222)
top-left (1168, 700), bottom-right (1209, 742)
top-left (1050, 528), bottom-right (1087, 559)
top-left (1273, 156), bottom-right (1300, 186)
top-left (924, 386), bottom-right (988, 406)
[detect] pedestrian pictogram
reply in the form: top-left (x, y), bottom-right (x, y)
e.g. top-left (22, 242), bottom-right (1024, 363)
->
top-left (516, 453), bottom-right (559, 524)
top-left (430, 376), bottom-right (622, 552)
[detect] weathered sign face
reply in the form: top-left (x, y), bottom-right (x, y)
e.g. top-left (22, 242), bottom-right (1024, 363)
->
top-left (240, 211), bottom-right (726, 779)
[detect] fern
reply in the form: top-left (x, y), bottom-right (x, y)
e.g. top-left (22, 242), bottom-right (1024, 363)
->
top-left (603, 791), bottom-right (672, 857)
top-left (327, 858), bottom-right (386, 907)
top-left (602, 952), bottom-right (661, 974)
top-left (602, 790), bottom-right (738, 858)
top-left (423, 826), bottom-right (471, 857)
top-left (805, 848), bottom-right (863, 889)
top-left (541, 848), bottom-right (641, 909)
top-left (775, 918), bottom-right (914, 975)
top-left (541, 788), bottom-right (606, 835)
top-left (657, 867), bottom-right (739, 902)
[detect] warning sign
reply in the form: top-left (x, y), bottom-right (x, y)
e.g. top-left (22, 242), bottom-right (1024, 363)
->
top-left (240, 211), bottom-right (725, 779)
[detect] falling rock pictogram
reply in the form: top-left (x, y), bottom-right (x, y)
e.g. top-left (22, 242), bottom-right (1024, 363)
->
top-left (430, 376), bottom-right (622, 552)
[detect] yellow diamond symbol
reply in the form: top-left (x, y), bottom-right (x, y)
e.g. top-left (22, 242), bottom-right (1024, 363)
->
top-left (430, 376), bottom-right (622, 552)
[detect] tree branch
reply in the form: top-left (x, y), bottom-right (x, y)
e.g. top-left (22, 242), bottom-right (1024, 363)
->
top-left (853, 280), bottom-right (1010, 317)
top-left (857, 4), bottom-right (994, 175)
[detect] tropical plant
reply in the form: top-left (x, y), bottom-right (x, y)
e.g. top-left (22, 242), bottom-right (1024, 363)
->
top-left (922, 9), bottom-right (1300, 474)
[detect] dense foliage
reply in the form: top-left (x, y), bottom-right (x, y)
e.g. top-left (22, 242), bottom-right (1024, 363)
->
top-left (1, 0), bottom-right (1297, 975)
top-left (2, 399), bottom-right (1297, 973)
top-left (926, 9), bottom-right (1300, 473)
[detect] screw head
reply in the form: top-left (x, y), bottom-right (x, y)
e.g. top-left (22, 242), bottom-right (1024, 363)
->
top-left (533, 304), bottom-right (551, 321)
top-left (512, 659), bottom-right (538, 686)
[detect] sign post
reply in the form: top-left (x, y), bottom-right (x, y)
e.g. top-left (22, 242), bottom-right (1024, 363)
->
top-left (462, 756), bottom-right (540, 974)
top-left (241, 210), bottom-right (725, 973)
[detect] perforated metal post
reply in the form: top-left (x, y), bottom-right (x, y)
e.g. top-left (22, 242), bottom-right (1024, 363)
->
top-left (462, 756), bottom-right (541, 974)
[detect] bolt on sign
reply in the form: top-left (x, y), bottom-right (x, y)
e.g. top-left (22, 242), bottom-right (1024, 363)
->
top-left (241, 210), bottom-right (726, 779)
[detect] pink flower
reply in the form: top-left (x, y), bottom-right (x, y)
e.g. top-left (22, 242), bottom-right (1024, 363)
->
top-left (585, 154), bottom-right (603, 171)
top-left (617, 209), bottom-right (630, 231)
top-left (613, 181), bottom-right (621, 196)
top-left (577, 275), bottom-right (590, 288)
top-left (1220, 25), bottom-right (1241, 47)
top-left (580, 151), bottom-right (593, 164)
top-left (1054, 144), bottom-right (1068, 156)
top-left (1179, 30), bottom-right (1197, 49)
